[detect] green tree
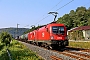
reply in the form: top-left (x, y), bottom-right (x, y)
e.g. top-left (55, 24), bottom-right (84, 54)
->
top-left (0, 32), bottom-right (12, 46)
top-left (57, 6), bottom-right (90, 30)
top-left (57, 14), bottom-right (74, 30)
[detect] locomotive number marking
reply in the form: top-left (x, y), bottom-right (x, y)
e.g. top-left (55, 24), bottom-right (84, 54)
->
top-left (42, 32), bottom-right (44, 37)
top-left (57, 37), bottom-right (62, 39)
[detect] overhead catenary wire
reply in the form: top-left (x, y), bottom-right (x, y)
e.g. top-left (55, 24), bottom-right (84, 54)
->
top-left (34, 0), bottom-right (63, 25)
top-left (41, 0), bottom-right (63, 17)
top-left (49, 0), bottom-right (63, 11)
top-left (35, 15), bottom-right (50, 25)
top-left (56, 0), bottom-right (74, 11)
top-left (35, 0), bottom-right (74, 26)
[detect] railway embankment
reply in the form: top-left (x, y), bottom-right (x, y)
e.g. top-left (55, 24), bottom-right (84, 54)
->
top-left (0, 40), bottom-right (43, 60)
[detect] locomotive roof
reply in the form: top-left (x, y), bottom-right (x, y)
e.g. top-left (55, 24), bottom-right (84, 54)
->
top-left (31, 22), bottom-right (65, 31)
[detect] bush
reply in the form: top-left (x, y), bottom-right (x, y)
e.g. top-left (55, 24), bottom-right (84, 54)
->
top-left (0, 32), bottom-right (12, 46)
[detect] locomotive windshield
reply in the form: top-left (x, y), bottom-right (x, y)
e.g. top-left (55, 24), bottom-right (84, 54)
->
top-left (52, 26), bottom-right (64, 34)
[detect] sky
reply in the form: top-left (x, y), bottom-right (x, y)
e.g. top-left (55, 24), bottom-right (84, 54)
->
top-left (0, 0), bottom-right (90, 28)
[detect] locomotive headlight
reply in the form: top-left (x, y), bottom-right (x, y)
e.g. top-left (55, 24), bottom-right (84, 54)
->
top-left (51, 36), bottom-right (54, 40)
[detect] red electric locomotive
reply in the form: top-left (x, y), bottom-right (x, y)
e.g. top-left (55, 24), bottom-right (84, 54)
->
top-left (28, 22), bottom-right (68, 49)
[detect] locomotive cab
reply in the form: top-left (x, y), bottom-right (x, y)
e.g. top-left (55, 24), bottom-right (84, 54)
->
top-left (47, 23), bottom-right (68, 48)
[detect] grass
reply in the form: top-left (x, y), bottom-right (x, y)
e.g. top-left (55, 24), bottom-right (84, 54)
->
top-left (69, 41), bottom-right (90, 49)
top-left (0, 40), bottom-right (43, 60)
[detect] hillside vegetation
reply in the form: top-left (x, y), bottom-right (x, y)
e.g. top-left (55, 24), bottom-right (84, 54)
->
top-left (57, 6), bottom-right (90, 30)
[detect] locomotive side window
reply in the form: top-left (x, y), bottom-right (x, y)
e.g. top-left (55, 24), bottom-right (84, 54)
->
top-left (52, 26), bottom-right (64, 34)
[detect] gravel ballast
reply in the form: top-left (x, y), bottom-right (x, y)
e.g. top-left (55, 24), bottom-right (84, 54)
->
top-left (20, 41), bottom-right (76, 60)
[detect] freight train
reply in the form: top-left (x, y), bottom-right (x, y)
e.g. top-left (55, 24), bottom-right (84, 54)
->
top-left (18, 22), bottom-right (68, 49)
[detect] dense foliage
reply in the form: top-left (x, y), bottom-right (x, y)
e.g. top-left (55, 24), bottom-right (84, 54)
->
top-left (0, 32), bottom-right (12, 46)
top-left (57, 6), bottom-right (90, 30)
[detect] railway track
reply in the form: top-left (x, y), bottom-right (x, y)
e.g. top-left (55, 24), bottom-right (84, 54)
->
top-left (50, 55), bottom-right (63, 60)
top-left (51, 47), bottom-right (90, 60)
top-left (18, 40), bottom-right (90, 60)
top-left (58, 51), bottom-right (90, 60)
